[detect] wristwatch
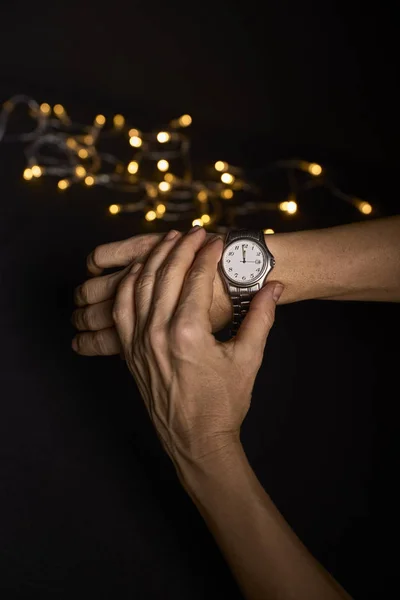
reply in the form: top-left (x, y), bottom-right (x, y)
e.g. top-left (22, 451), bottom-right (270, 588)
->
top-left (218, 229), bottom-right (275, 337)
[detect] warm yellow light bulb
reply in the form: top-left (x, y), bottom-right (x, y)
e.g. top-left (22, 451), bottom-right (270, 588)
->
top-left (263, 228), bottom-right (274, 235)
top-left (129, 136), bottom-right (142, 148)
top-left (308, 163), bottom-right (322, 176)
top-left (53, 104), bottom-right (64, 116)
top-left (359, 201), bottom-right (372, 215)
top-left (57, 179), bottom-right (69, 190)
top-left (78, 148), bottom-right (89, 159)
top-left (157, 159), bottom-right (169, 172)
top-left (109, 204), bottom-right (121, 215)
top-left (40, 103), bottom-right (51, 115)
top-left (23, 168), bottom-right (33, 180)
top-left (75, 165), bottom-right (86, 178)
top-left (164, 173), bottom-right (174, 183)
top-left (145, 210), bottom-right (157, 221)
top-left (83, 134), bottom-right (93, 146)
top-left (31, 165), bottom-right (42, 178)
top-left (279, 201), bottom-right (289, 212)
top-left (197, 190), bottom-right (208, 202)
top-left (84, 175), bottom-right (95, 186)
top-left (157, 131), bottom-right (171, 143)
top-left (221, 189), bottom-right (233, 199)
top-left (129, 128), bottom-right (139, 138)
top-left (158, 181), bottom-right (171, 192)
top-left (113, 114), bottom-right (125, 128)
top-left (178, 114), bottom-right (192, 127)
top-left (201, 214), bottom-right (211, 224)
top-left (66, 138), bottom-right (77, 149)
top-left (286, 200), bottom-right (297, 214)
top-left (221, 172), bottom-right (235, 185)
top-left (127, 161), bottom-right (139, 174)
top-left (95, 114), bottom-right (106, 126)
top-left (191, 219), bottom-right (203, 227)
top-left (215, 161), bottom-right (227, 172)
top-left (156, 203), bottom-right (166, 214)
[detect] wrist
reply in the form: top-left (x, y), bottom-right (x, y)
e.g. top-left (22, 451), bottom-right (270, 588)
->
top-left (175, 438), bottom-right (247, 498)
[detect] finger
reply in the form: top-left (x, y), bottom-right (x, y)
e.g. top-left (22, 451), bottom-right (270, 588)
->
top-left (233, 281), bottom-right (284, 363)
top-left (86, 233), bottom-right (162, 276)
top-left (113, 262), bottom-right (144, 351)
top-left (71, 327), bottom-right (122, 356)
top-left (134, 229), bottom-right (184, 333)
top-left (174, 236), bottom-right (224, 329)
top-left (74, 264), bottom-right (132, 307)
top-left (147, 225), bottom-right (208, 329)
top-left (71, 299), bottom-right (114, 331)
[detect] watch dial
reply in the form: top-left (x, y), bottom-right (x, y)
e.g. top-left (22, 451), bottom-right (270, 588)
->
top-left (222, 239), bottom-right (266, 284)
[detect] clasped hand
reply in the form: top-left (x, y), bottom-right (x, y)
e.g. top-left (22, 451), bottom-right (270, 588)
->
top-left (72, 227), bottom-right (283, 472)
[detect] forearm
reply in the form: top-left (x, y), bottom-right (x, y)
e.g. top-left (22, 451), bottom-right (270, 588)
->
top-left (177, 443), bottom-right (352, 600)
top-left (266, 215), bottom-right (400, 304)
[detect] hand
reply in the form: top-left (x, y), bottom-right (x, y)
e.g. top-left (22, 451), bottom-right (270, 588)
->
top-left (111, 226), bottom-right (283, 473)
top-left (71, 230), bottom-right (232, 356)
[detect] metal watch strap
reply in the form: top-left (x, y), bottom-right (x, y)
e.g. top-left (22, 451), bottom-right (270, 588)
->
top-left (225, 229), bottom-right (265, 337)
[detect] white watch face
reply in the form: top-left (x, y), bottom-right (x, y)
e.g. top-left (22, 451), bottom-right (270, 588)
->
top-left (221, 239), bottom-right (267, 285)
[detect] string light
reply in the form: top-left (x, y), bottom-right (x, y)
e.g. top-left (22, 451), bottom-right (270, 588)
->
top-left (308, 162), bottom-right (322, 176)
top-left (221, 172), bottom-right (235, 184)
top-left (157, 131), bottom-right (171, 143)
top-left (57, 179), bottom-right (69, 190)
top-left (178, 114), bottom-right (192, 127)
top-left (31, 165), bottom-right (42, 177)
top-left (0, 94), bottom-right (376, 231)
top-left (53, 104), bottom-right (65, 116)
top-left (95, 114), bottom-right (106, 126)
top-left (264, 228), bottom-right (275, 234)
top-left (192, 218), bottom-right (203, 227)
top-left (157, 159), bottom-right (169, 172)
top-left (40, 103), bottom-right (51, 115)
top-left (359, 201), bottom-right (372, 215)
top-left (78, 148), bottom-right (89, 159)
top-left (215, 161), bottom-right (228, 172)
top-left (129, 135), bottom-right (142, 148)
top-left (75, 165), bottom-right (86, 178)
top-left (127, 161), bottom-right (139, 174)
top-left (197, 190), bottom-right (208, 202)
top-left (145, 210), bottom-right (157, 221)
top-left (113, 114), bottom-right (125, 128)
top-left (158, 181), bottom-right (171, 192)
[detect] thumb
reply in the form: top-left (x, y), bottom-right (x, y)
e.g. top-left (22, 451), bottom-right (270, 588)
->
top-left (233, 281), bottom-right (284, 360)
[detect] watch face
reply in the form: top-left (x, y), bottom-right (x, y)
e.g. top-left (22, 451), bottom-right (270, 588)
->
top-left (221, 238), bottom-right (268, 285)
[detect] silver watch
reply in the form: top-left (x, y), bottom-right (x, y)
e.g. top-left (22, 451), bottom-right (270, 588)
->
top-left (218, 229), bottom-right (275, 337)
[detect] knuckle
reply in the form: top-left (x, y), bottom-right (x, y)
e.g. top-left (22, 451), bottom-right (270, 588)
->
top-left (171, 318), bottom-right (200, 348)
top-left (158, 262), bottom-right (177, 281)
top-left (77, 283), bottom-right (90, 305)
top-left (135, 271), bottom-right (153, 292)
top-left (112, 304), bottom-right (127, 324)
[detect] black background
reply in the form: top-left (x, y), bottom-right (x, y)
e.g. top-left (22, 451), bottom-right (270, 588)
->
top-left (0, 2), bottom-right (399, 599)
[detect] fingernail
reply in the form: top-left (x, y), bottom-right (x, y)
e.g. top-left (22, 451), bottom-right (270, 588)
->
top-left (165, 229), bottom-right (179, 240)
top-left (272, 283), bottom-right (284, 302)
top-left (71, 338), bottom-right (78, 351)
top-left (188, 224), bottom-right (203, 234)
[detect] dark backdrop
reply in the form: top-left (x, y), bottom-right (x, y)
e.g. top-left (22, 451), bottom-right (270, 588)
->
top-left (0, 2), bottom-right (399, 599)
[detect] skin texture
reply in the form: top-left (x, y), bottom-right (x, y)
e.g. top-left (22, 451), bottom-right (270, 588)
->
top-left (81, 224), bottom-right (352, 599)
top-left (71, 216), bottom-right (400, 356)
